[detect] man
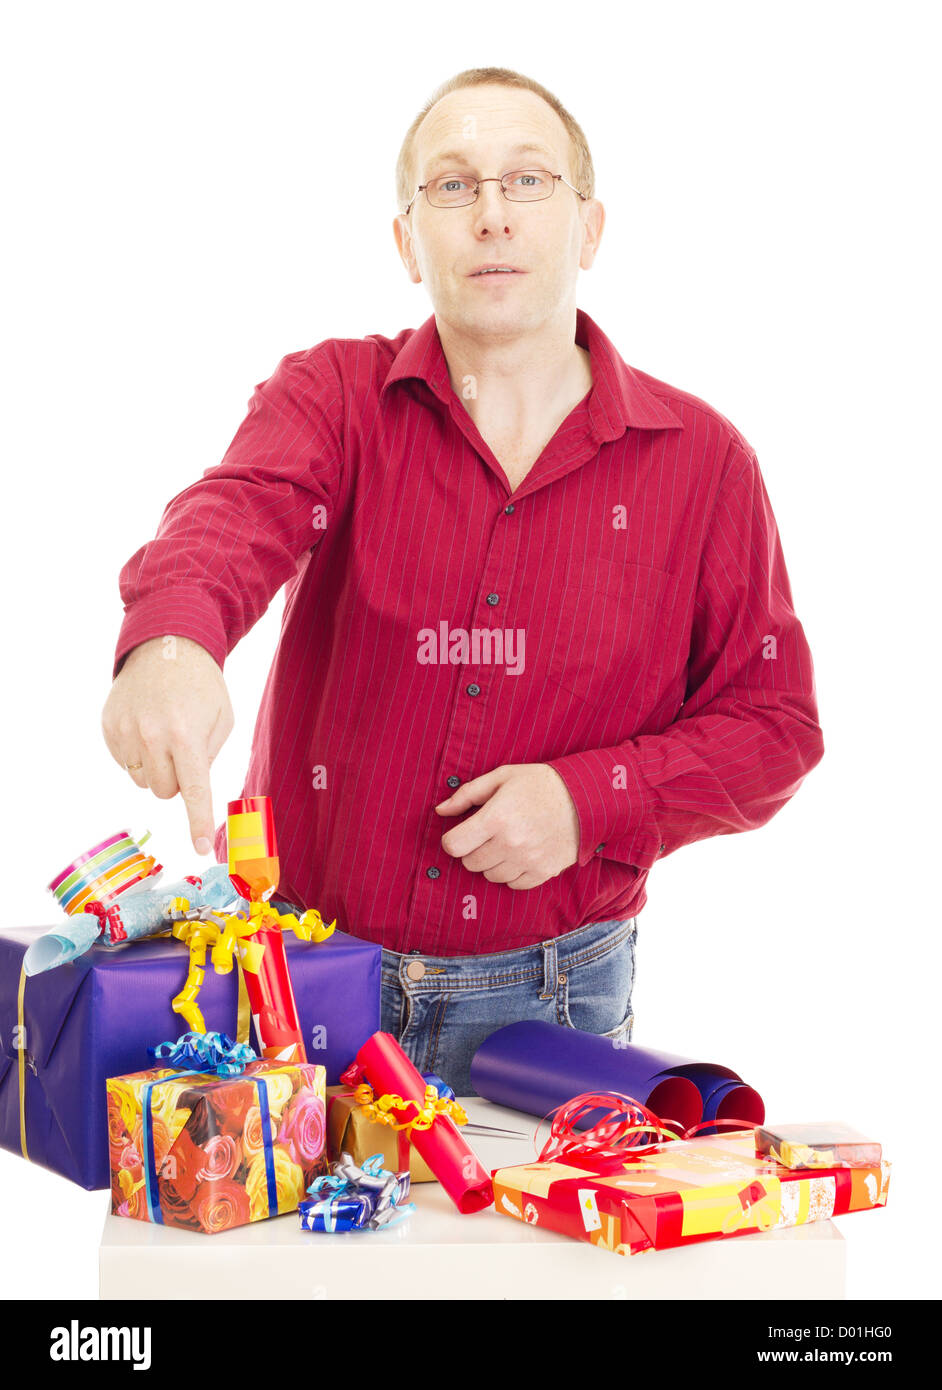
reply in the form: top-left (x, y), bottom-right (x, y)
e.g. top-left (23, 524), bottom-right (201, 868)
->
top-left (102, 67), bottom-right (824, 1094)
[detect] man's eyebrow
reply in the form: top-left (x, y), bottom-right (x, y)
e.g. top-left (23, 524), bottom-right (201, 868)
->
top-left (424, 142), bottom-right (559, 172)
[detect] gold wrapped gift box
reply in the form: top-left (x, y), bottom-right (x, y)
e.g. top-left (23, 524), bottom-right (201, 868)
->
top-left (325, 1084), bottom-right (435, 1182)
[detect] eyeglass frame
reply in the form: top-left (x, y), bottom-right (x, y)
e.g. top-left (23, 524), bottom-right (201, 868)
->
top-left (404, 168), bottom-right (588, 216)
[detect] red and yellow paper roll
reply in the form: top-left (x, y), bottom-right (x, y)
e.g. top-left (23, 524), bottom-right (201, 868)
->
top-left (227, 797), bottom-right (307, 1065)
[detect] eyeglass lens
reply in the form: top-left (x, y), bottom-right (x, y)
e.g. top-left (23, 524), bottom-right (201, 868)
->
top-left (425, 169), bottom-right (556, 207)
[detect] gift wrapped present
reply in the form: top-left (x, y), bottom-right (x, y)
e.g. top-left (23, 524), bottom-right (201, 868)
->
top-left (326, 1085), bottom-right (436, 1182)
top-left (107, 1034), bottom-right (327, 1233)
top-left (0, 923), bottom-right (380, 1189)
top-left (493, 1127), bottom-right (891, 1257)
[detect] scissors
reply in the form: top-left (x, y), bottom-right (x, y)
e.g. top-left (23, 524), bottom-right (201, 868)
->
top-left (421, 1072), bottom-right (528, 1140)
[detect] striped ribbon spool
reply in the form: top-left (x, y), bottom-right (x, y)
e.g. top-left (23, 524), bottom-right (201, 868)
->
top-left (47, 830), bottom-right (162, 916)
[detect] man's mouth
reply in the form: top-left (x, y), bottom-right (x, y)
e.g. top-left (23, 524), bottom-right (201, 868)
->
top-left (468, 264), bottom-right (524, 276)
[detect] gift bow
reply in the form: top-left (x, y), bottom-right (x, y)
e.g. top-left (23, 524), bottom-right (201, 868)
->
top-left (299, 1151), bottom-right (414, 1232)
top-left (349, 1081), bottom-right (468, 1135)
top-left (147, 1030), bottom-right (256, 1076)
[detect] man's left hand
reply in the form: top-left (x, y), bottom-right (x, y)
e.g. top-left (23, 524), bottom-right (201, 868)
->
top-left (434, 763), bottom-right (580, 889)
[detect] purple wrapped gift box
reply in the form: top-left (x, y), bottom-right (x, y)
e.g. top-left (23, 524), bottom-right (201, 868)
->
top-left (0, 925), bottom-right (380, 1190)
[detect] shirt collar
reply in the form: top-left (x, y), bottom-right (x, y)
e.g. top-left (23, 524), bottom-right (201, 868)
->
top-left (379, 308), bottom-right (684, 436)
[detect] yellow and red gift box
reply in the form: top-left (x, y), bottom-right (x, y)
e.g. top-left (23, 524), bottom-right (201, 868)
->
top-left (106, 1033), bottom-right (327, 1234)
top-left (492, 1098), bottom-right (891, 1257)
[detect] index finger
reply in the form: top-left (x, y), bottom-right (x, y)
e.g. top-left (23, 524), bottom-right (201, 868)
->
top-left (170, 739), bottom-right (216, 855)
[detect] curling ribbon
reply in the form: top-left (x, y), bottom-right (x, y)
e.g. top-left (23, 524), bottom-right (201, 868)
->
top-left (351, 1081), bottom-right (468, 1135)
top-left (140, 1033), bottom-right (287, 1225)
top-left (148, 1030), bottom-right (255, 1075)
top-left (167, 898), bottom-right (334, 1034)
top-left (531, 1091), bottom-right (763, 1178)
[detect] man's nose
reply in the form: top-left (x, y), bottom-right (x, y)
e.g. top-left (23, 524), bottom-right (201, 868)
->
top-left (472, 181), bottom-right (513, 235)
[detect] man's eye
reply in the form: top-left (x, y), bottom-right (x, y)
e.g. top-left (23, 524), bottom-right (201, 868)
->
top-left (437, 177), bottom-right (471, 193)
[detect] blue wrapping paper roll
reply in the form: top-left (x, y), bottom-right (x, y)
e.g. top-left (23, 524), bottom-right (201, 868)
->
top-left (23, 863), bottom-right (243, 975)
top-left (469, 1021), bottom-right (764, 1131)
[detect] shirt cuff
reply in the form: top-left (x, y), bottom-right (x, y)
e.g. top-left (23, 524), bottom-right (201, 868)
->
top-left (113, 587), bottom-right (230, 678)
top-left (546, 744), bottom-right (664, 871)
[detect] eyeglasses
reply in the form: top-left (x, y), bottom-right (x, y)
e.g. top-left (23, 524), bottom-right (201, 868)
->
top-left (405, 168), bottom-right (587, 215)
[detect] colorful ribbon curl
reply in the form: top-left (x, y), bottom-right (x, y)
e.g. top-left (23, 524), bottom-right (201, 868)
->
top-left (299, 1151), bottom-right (414, 1232)
top-left (533, 1091), bottom-right (761, 1176)
top-left (167, 898), bottom-right (335, 1034)
top-left (147, 1030), bottom-right (256, 1076)
top-left (350, 1081), bottom-right (468, 1135)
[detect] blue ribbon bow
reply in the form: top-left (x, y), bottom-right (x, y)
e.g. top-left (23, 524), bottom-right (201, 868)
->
top-left (299, 1151), bottom-right (414, 1232)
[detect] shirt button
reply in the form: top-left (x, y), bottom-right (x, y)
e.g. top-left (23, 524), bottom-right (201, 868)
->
top-left (504, 503), bottom-right (515, 514)
top-left (486, 592), bottom-right (499, 605)
top-left (595, 843), bottom-right (605, 854)
top-left (446, 775), bottom-right (461, 789)
top-left (426, 866), bottom-right (441, 879)
top-left (466, 683), bottom-right (481, 696)
top-left (405, 959), bottom-right (426, 981)
top-left (659, 843), bottom-right (667, 853)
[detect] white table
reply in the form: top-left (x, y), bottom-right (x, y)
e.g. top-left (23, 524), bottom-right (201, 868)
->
top-left (99, 1098), bottom-right (845, 1300)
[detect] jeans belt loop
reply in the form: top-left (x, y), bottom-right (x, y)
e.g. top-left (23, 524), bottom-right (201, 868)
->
top-left (539, 938), bottom-right (559, 1000)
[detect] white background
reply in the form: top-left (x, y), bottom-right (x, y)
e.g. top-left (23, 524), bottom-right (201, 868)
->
top-left (1, 0), bottom-right (938, 1301)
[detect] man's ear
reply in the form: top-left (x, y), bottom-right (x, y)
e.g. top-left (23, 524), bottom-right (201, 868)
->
top-left (579, 198), bottom-right (606, 271)
top-left (393, 214), bottom-right (422, 284)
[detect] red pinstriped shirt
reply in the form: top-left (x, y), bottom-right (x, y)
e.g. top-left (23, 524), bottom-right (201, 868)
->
top-left (114, 309), bottom-right (824, 955)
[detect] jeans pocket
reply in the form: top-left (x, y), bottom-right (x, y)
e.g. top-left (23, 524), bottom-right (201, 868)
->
top-left (559, 925), bottom-right (636, 1039)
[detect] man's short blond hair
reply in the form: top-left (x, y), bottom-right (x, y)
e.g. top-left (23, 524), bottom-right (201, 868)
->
top-left (396, 67), bottom-right (595, 212)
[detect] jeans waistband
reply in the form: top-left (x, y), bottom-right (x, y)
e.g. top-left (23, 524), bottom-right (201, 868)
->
top-left (380, 916), bottom-right (636, 995)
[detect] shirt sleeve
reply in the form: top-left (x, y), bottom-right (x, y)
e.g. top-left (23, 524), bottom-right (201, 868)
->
top-left (112, 345), bottom-right (344, 677)
top-left (547, 443), bottom-right (825, 869)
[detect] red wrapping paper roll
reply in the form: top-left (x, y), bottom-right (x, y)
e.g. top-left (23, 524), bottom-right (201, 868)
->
top-left (347, 1032), bottom-right (493, 1214)
top-left (227, 796), bottom-right (306, 1064)
top-left (241, 915), bottom-right (308, 1063)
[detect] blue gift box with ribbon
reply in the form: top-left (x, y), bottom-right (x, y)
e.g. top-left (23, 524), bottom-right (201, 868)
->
top-left (0, 923), bottom-right (381, 1190)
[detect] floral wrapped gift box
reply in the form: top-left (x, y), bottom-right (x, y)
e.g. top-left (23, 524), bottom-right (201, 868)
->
top-left (107, 1058), bottom-right (327, 1233)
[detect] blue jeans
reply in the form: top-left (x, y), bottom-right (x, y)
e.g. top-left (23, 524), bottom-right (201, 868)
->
top-left (379, 916), bottom-right (637, 1097)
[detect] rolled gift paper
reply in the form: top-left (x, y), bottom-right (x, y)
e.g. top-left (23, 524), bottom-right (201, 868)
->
top-left (470, 1022), bottom-right (764, 1133)
top-left (227, 796), bottom-right (279, 902)
top-left (21, 914), bottom-right (103, 974)
top-left (240, 912), bottom-right (308, 1063)
top-left (24, 863), bottom-right (241, 975)
top-left (226, 797), bottom-right (306, 1064)
top-left (344, 1032), bottom-right (494, 1215)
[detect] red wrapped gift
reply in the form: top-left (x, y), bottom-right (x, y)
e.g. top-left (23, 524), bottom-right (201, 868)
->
top-left (492, 1094), bottom-right (890, 1256)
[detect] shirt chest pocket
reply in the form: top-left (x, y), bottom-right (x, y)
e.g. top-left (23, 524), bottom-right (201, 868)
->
top-left (545, 557), bottom-right (672, 718)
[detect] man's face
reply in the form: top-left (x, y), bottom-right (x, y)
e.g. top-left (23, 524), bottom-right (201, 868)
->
top-left (394, 84), bottom-right (604, 341)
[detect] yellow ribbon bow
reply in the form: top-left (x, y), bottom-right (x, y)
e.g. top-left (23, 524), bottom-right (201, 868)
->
top-left (353, 1082), bottom-right (468, 1134)
top-left (168, 897), bottom-right (336, 1033)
